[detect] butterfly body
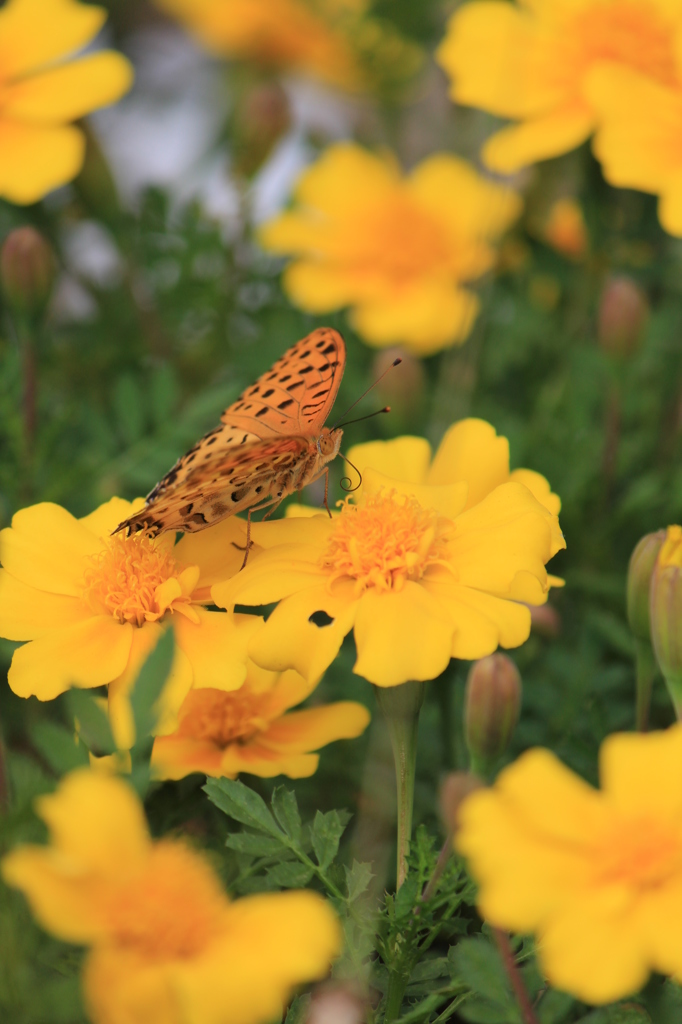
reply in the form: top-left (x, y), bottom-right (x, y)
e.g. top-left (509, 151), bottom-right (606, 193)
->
top-left (114, 328), bottom-right (346, 538)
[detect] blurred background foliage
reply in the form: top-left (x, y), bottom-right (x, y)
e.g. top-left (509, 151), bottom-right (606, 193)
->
top-left (2, 0), bottom-right (682, 1020)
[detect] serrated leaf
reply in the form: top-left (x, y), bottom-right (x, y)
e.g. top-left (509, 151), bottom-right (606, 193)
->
top-left (311, 809), bottom-right (346, 871)
top-left (204, 777), bottom-right (282, 836)
top-left (130, 629), bottom-right (174, 745)
top-left (66, 690), bottom-right (116, 755)
top-left (225, 833), bottom-right (287, 856)
top-left (265, 861), bottom-right (315, 888)
top-left (345, 860), bottom-right (373, 901)
top-left (450, 938), bottom-right (516, 1013)
top-left (272, 786), bottom-right (302, 843)
top-left (28, 720), bottom-right (89, 774)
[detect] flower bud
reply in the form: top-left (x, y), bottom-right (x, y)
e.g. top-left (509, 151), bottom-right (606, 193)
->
top-left (1, 226), bottom-right (55, 317)
top-left (598, 275), bottom-right (649, 358)
top-left (627, 530), bottom-right (665, 643)
top-left (233, 81), bottom-right (291, 178)
top-left (650, 526), bottom-right (682, 717)
top-left (528, 602), bottom-right (561, 638)
top-left (439, 771), bottom-right (483, 837)
top-left (464, 654), bottom-right (521, 775)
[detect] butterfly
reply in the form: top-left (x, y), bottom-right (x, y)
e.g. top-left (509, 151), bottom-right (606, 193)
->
top-left (114, 328), bottom-right (346, 555)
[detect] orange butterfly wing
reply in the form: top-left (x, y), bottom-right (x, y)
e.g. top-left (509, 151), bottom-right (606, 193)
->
top-left (220, 325), bottom-right (345, 437)
top-left (115, 328), bottom-right (345, 537)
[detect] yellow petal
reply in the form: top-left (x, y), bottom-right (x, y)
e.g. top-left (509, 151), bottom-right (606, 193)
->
top-left (248, 583), bottom-right (358, 683)
top-left (353, 582), bottom-right (454, 686)
top-left (151, 736), bottom-right (227, 780)
top-left (436, 1), bottom-right (543, 119)
top-left (360, 467), bottom-right (468, 521)
top-left (658, 174), bottom-right (682, 238)
top-left (212, 545), bottom-right (329, 610)
top-left (8, 616), bottom-right (132, 700)
top-left (1, 502), bottom-right (102, 596)
top-left (3, 51), bottom-right (133, 122)
top-left (219, 743), bottom-right (320, 780)
top-left (79, 497), bottom-right (145, 539)
top-left (292, 142), bottom-right (398, 218)
top-left (107, 623), bottom-right (165, 749)
top-left (350, 281), bottom-right (480, 355)
top-left (599, 726), bottom-right (682, 820)
top-left (423, 577), bottom-right (531, 659)
top-left (0, 0), bottom-right (105, 81)
top-left (482, 107), bottom-right (594, 174)
top-left (0, 570), bottom-right (88, 640)
top-left (509, 468), bottom-right (561, 516)
top-left (173, 609), bottom-right (256, 691)
top-left (84, 947), bottom-right (179, 1024)
top-left (261, 701), bottom-right (370, 752)
top-left (428, 419), bottom-right (509, 505)
top-left (174, 892), bottom-right (340, 1024)
top-left (540, 892), bottom-right (649, 1004)
top-left (280, 260), bottom-right (365, 314)
top-left (347, 436), bottom-right (432, 486)
top-left (2, 847), bottom-right (110, 943)
top-left (0, 118), bottom-right (84, 203)
top-left (174, 515), bottom-right (254, 594)
top-left (260, 667), bottom-right (317, 718)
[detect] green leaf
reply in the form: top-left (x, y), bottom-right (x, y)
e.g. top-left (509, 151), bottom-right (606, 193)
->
top-left (345, 860), bottom-right (373, 901)
top-left (66, 690), bottom-right (116, 755)
top-left (311, 809), bottom-right (346, 871)
top-left (204, 777), bottom-right (282, 837)
top-left (450, 938), bottom-right (517, 1016)
top-left (537, 988), bottom-right (575, 1024)
top-left (459, 996), bottom-right (522, 1024)
top-left (28, 720), bottom-right (89, 775)
top-left (578, 1006), bottom-right (651, 1024)
top-left (130, 629), bottom-right (174, 744)
top-left (285, 994), bottom-right (311, 1024)
top-left (265, 861), bottom-right (315, 888)
top-left (225, 833), bottom-right (287, 857)
top-left (272, 786), bottom-right (302, 844)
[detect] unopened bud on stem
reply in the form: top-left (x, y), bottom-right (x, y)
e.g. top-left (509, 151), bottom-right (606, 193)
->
top-left (628, 530), bottom-right (665, 731)
top-left (464, 654), bottom-right (521, 776)
top-left (650, 526), bottom-right (682, 719)
top-left (598, 275), bottom-right (648, 358)
top-left (1, 226), bottom-right (55, 318)
top-left (439, 771), bottom-right (483, 838)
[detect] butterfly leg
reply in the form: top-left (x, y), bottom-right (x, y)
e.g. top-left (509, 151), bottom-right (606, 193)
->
top-left (322, 468), bottom-right (332, 518)
top-left (232, 497), bottom-right (285, 570)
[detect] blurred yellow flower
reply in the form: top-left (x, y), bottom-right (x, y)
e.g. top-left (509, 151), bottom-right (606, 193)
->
top-left (588, 66), bottom-right (682, 237)
top-left (259, 143), bottom-right (521, 356)
top-left (457, 726), bottom-right (682, 1004)
top-left (212, 433), bottom-right (564, 686)
top-left (436, 0), bottom-right (682, 174)
top-left (0, 500), bottom-right (255, 744)
top-left (152, 661), bottom-right (370, 780)
top-left (542, 197), bottom-right (588, 260)
top-left (2, 769), bottom-right (340, 1024)
top-left (0, 0), bottom-right (132, 204)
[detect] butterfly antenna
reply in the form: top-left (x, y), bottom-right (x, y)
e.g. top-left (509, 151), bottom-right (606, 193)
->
top-left (339, 452), bottom-right (363, 493)
top-left (331, 357), bottom-right (402, 429)
top-left (336, 405), bottom-right (391, 429)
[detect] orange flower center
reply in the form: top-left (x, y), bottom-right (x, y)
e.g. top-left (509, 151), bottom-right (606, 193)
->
top-left (594, 817), bottom-right (682, 889)
top-left (178, 687), bottom-right (269, 747)
top-left (321, 492), bottom-right (451, 592)
top-left (82, 534), bottom-right (192, 627)
top-left (105, 841), bottom-right (228, 960)
top-left (558, 0), bottom-right (678, 90)
top-left (347, 194), bottom-right (451, 283)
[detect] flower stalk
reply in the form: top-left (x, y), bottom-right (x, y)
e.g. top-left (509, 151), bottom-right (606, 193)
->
top-left (492, 929), bottom-right (540, 1024)
top-left (373, 680), bottom-right (426, 889)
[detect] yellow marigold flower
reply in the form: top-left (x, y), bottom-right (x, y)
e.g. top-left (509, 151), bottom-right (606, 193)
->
top-left (155, 0), bottom-right (362, 90)
top-left (587, 66), bottom-right (682, 236)
top-left (2, 769), bottom-right (340, 1024)
top-left (212, 435), bottom-right (564, 686)
top-left (152, 661), bottom-right (370, 780)
top-left (436, 0), bottom-right (682, 174)
top-left (0, 499), bottom-right (255, 743)
top-left (259, 143), bottom-right (521, 356)
top-left (0, 0), bottom-right (133, 204)
top-left (456, 726), bottom-right (682, 1004)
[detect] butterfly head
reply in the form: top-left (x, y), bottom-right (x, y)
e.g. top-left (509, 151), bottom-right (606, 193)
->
top-left (316, 426), bottom-right (343, 461)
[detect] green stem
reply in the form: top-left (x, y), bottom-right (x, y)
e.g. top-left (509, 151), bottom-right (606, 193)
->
top-left (374, 681), bottom-right (426, 890)
top-left (634, 637), bottom-right (657, 731)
